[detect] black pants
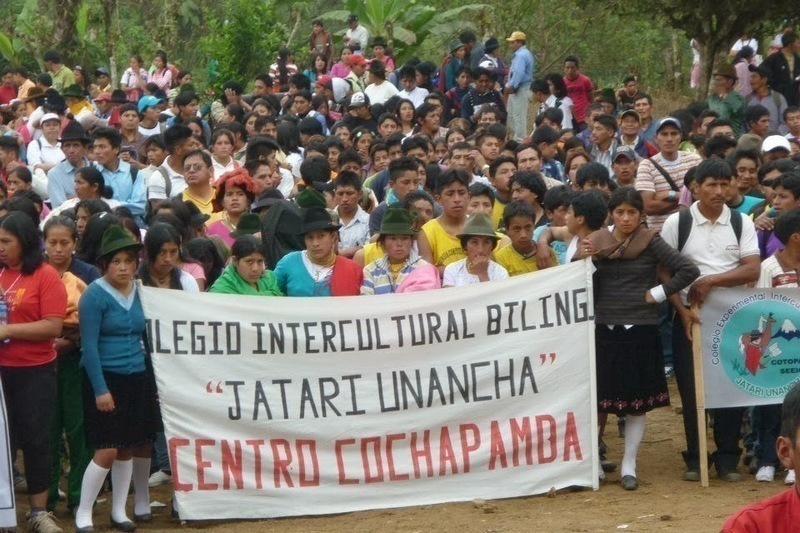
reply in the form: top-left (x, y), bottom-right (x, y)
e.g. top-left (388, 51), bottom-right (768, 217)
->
top-left (1, 362), bottom-right (57, 495)
top-left (672, 313), bottom-right (744, 472)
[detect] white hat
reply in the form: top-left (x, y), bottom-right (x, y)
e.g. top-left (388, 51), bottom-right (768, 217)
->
top-left (40, 112), bottom-right (60, 125)
top-left (762, 135), bottom-right (791, 153)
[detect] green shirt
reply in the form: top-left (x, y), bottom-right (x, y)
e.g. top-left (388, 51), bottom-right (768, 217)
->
top-left (707, 91), bottom-right (746, 137)
top-left (209, 263), bottom-right (283, 296)
top-left (51, 65), bottom-right (76, 93)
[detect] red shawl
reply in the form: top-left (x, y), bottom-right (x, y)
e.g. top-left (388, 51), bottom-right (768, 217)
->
top-left (330, 256), bottom-right (363, 296)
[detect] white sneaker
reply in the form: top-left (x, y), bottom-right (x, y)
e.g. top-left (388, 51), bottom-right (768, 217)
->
top-left (148, 470), bottom-right (172, 487)
top-left (27, 512), bottom-right (62, 533)
top-left (786, 470), bottom-right (796, 485)
top-left (756, 465), bottom-right (775, 482)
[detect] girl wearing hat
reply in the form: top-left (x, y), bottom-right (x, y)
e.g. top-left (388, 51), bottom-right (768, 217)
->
top-left (442, 40), bottom-right (466, 92)
top-left (274, 206), bottom-right (362, 296)
top-left (0, 212), bottom-right (67, 532)
top-left (361, 208), bottom-right (437, 295)
top-left (206, 168), bottom-right (256, 248)
top-left (75, 224), bottom-right (159, 531)
top-left (210, 235), bottom-right (282, 296)
top-left (442, 212), bottom-right (509, 287)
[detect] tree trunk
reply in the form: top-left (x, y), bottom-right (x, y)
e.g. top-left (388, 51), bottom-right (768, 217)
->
top-left (100, 0), bottom-right (118, 87)
top-left (697, 40), bottom-right (727, 100)
top-left (51, 0), bottom-right (81, 62)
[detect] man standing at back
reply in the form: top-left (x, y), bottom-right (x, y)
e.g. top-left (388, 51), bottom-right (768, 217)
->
top-left (635, 117), bottom-right (702, 231)
top-left (503, 31), bottom-right (533, 141)
top-left (43, 50), bottom-right (75, 93)
top-left (763, 32), bottom-right (800, 106)
top-left (343, 14), bottom-right (369, 54)
top-left (563, 55), bottom-right (594, 131)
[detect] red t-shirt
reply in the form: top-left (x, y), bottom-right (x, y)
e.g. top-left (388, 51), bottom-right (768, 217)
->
top-left (563, 73), bottom-right (594, 124)
top-left (721, 486), bottom-right (800, 532)
top-left (0, 86), bottom-right (16, 106)
top-left (0, 263), bottom-right (67, 367)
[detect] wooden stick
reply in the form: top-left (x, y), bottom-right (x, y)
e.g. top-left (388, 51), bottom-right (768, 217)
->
top-left (691, 303), bottom-right (709, 488)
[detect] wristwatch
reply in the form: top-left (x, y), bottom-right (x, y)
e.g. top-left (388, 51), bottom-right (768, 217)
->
top-left (667, 190), bottom-right (678, 201)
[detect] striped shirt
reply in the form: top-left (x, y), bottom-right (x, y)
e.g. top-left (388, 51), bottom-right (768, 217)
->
top-left (361, 252), bottom-right (429, 295)
top-left (635, 151), bottom-right (702, 231)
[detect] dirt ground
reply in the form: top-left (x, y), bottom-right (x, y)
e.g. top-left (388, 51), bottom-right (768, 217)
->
top-left (17, 378), bottom-right (788, 532)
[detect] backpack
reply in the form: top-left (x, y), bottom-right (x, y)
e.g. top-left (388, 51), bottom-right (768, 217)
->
top-left (142, 166), bottom-right (171, 223)
top-left (677, 208), bottom-right (742, 251)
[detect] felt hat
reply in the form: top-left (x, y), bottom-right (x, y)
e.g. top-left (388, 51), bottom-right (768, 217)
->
top-left (24, 87), bottom-right (45, 102)
top-left (93, 92), bottom-right (112, 102)
top-left (371, 36), bottom-right (387, 48)
top-left (748, 63), bottom-right (772, 79)
top-left (295, 187), bottom-right (328, 209)
top-left (379, 208), bottom-right (415, 236)
top-left (299, 206), bottom-right (340, 235)
top-left (230, 213), bottom-right (262, 237)
top-left (347, 13), bottom-right (358, 22)
top-left (737, 133), bottom-right (762, 153)
top-left (484, 37), bottom-right (500, 53)
top-left (44, 92), bottom-right (66, 113)
top-left (457, 213), bottom-right (498, 241)
top-left (506, 31), bottom-right (526, 42)
top-left (98, 224), bottom-right (142, 261)
top-left (713, 63), bottom-right (737, 80)
top-left (449, 40), bottom-right (466, 54)
top-left (137, 94), bottom-right (164, 113)
top-left (61, 84), bottom-right (84, 98)
top-left (58, 120), bottom-right (90, 144)
top-left (110, 89), bottom-right (128, 104)
top-left (655, 116), bottom-right (681, 133)
top-left (183, 201), bottom-right (211, 227)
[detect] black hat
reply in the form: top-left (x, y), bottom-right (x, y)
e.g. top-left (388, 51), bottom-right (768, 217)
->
top-left (347, 13), bottom-right (358, 22)
top-left (230, 213), bottom-right (262, 237)
top-left (371, 36), bottom-right (387, 48)
top-left (94, 67), bottom-right (110, 77)
top-left (299, 206), bottom-right (339, 235)
top-left (484, 37), bottom-right (500, 53)
top-left (110, 89), bottom-right (128, 104)
top-left (748, 63), bottom-right (772, 79)
top-left (58, 121), bottom-right (90, 144)
top-left (43, 92), bottom-right (66, 113)
top-left (183, 201), bottom-right (211, 227)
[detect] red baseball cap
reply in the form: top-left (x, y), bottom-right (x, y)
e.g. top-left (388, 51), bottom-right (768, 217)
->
top-left (317, 75), bottom-right (333, 89)
top-left (348, 55), bottom-right (367, 67)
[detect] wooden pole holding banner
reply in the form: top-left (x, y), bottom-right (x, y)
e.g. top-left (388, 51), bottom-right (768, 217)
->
top-left (691, 304), bottom-right (710, 487)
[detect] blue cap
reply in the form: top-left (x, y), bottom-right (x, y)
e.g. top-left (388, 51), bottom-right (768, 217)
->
top-left (137, 95), bottom-right (164, 114)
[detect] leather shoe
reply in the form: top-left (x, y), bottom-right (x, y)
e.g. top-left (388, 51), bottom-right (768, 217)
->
top-left (134, 513), bottom-right (152, 523)
top-left (110, 517), bottom-right (136, 532)
top-left (621, 475), bottom-right (639, 491)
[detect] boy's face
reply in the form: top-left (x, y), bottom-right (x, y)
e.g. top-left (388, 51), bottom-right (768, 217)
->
top-left (436, 182), bottom-right (468, 216)
top-left (786, 111), bottom-right (800, 134)
top-left (773, 185), bottom-right (800, 214)
top-left (539, 141), bottom-right (558, 161)
top-left (505, 215), bottom-right (535, 252)
top-left (479, 136), bottom-right (501, 163)
top-left (590, 123), bottom-right (613, 145)
top-left (510, 182), bottom-right (538, 208)
top-left (467, 194), bottom-right (493, 216)
top-left (401, 76), bottom-right (416, 91)
top-left (409, 199), bottom-right (434, 231)
top-left (490, 162), bottom-right (516, 195)
top-left (582, 180), bottom-right (610, 193)
top-left (334, 185), bottom-right (360, 213)
top-left (547, 205), bottom-right (568, 227)
top-left (391, 170), bottom-right (421, 199)
top-left (565, 205), bottom-right (582, 234)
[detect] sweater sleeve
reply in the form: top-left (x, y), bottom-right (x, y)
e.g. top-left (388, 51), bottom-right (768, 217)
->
top-left (78, 286), bottom-right (109, 396)
top-left (649, 234), bottom-right (700, 297)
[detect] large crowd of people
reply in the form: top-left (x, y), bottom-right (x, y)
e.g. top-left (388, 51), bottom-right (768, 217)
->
top-left (0, 15), bottom-right (799, 532)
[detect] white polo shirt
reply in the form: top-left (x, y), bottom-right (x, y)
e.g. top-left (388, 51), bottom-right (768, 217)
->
top-left (337, 206), bottom-right (370, 249)
top-left (661, 202), bottom-right (759, 305)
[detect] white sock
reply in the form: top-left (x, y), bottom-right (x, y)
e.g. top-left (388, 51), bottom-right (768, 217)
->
top-left (621, 414), bottom-right (646, 478)
top-left (132, 457), bottom-right (152, 516)
top-left (75, 461), bottom-right (109, 529)
top-left (110, 459), bottom-right (133, 523)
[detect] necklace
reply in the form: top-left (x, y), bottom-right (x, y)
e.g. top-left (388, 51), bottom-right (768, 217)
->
top-left (0, 268), bottom-right (23, 303)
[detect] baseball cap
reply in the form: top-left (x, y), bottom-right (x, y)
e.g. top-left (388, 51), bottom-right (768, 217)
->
top-left (316, 75), bottom-right (332, 89)
top-left (347, 13), bottom-right (358, 22)
top-left (348, 92), bottom-right (368, 109)
top-left (655, 116), bottom-right (681, 133)
top-left (619, 109), bottom-right (640, 122)
top-left (93, 92), bottom-right (112, 102)
top-left (94, 67), bottom-right (110, 77)
top-left (506, 31), bottom-right (526, 42)
top-left (40, 112), bottom-right (60, 125)
top-left (612, 146), bottom-right (640, 163)
top-left (348, 55), bottom-right (367, 67)
top-left (137, 95), bottom-right (164, 113)
top-left (762, 135), bottom-right (791, 153)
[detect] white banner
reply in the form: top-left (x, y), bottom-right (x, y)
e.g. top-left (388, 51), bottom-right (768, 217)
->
top-left (140, 260), bottom-right (598, 520)
top-left (702, 288), bottom-right (800, 409)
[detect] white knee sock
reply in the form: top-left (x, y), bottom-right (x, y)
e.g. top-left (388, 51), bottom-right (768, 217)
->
top-left (75, 461), bottom-right (109, 529)
top-left (110, 459), bottom-right (133, 523)
top-left (132, 457), bottom-right (152, 516)
top-left (621, 414), bottom-right (646, 478)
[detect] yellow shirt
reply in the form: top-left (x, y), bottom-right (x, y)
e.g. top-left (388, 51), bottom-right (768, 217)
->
top-left (182, 189), bottom-right (217, 217)
top-left (363, 242), bottom-right (384, 265)
top-left (492, 199), bottom-right (508, 230)
top-left (421, 219), bottom-right (465, 268)
top-left (494, 244), bottom-right (557, 277)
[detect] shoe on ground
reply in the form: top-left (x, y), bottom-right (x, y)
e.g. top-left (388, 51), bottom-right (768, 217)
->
top-left (683, 469), bottom-right (700, 481)
top-left (148, 470), bottom-right (172, 488)
top-left (133, 513), bottom-right (152, 523)
top-left (27, 512), bottom-right (62, 533)
top-left (621, 475), bottom-right (639, 490)
top-left (601, 459), bottom-right (617, 473)
top-left (756, 466), bottom-right (775, 482)
top-left (718, 471), bottom-right (743, 482)
top-left (786, 470), bottom-right (796, 485)
top-left (109, 516), bottom-right (136, 532)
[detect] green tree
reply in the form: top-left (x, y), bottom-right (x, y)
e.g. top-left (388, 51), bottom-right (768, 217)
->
top-left (200, 0), bottom-right (285, 91)
top-left (321, 0), bottom-right (489, 65)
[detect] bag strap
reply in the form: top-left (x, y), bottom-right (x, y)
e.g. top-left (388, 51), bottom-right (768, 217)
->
top-left (677, 208), bottom-right (692, 251)
top-left (648, 157), bottom-right (680, 192)
top-left (130, 165), bottom-right (138, 184)
top-left (730, 209), bottom-right (743, 242)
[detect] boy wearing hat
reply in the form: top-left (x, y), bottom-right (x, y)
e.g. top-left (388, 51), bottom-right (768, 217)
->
top-left (618, 108), bottom-right (658, 158)
top-left (707, 62), bottom-right (746, 136)
top-left (370, 36), bottom-right (395, 73)
top-left (137, 95), bottom-right (165, 137)
top-left (47, 121), bottom-right (91, 208)
top-left (26, 112), bottom-right (64, 174)
top-left (92, 67), bottom-right (112, 96)
top-left (478, 37), bottom-right (506, 88)
top-left (345, 54), bottom-right (367, 93)
top-left (611, 146), bottom-right (639, 187)
top-left (442, 212), bottom-right (509, 287)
